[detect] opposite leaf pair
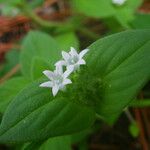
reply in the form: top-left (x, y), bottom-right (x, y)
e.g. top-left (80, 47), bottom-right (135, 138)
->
top-left (40, 47), bottom-right (89, 96)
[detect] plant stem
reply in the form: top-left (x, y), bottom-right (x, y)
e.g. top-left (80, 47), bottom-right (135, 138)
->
top-left (16, 3), bottom-right (101, 40)
top-left (17, 3), bottom-right (72, 29)
top-left (124, 108), bottom-right (135, 123)
top-left (129, 99), bottom-right (150, 108)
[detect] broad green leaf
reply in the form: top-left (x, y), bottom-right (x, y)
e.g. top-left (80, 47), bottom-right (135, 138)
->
top-left (22, 136), bottom-right (71, 150)
top-left (0, 77), bottom-right (29, 113)
top-left (21, 142), bottom-right (43, 150)
top-left (20, 31), bottom-right (60, 79)
top-left (71, 0), bottom-right (142, 27)
top-left (71, 129), bottom-right (90, 144)
top-left (71, 0), bottom-right (115, 18)
top-left (0, 0), bottom-right (43, 8)
top-left (130, 14), bottom-right (150, 29)
top-left (39, 136), bottom-right (71, 150)
top-left (86, 30), bottom-right (150, 124)
top-left (5, 49), bottom-right (20, 67)
top-left (30, 57), bottom-right (50, 80)
top-left (123, 0), bottom-right (142, 10)
top-left (114, 8), bottom-right (134, 28)
top-left (0, 80), bottom-right (95, 143)
top-left (55, 32), bottom-right (79, 51)
top-left (114, 0), bottom-right (142, 28)
top-left (0, 0), bottom-right (24, 5)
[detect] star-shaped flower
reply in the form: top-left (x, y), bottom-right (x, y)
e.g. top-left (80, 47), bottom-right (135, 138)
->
top-left (112, 0), bottom-right (126, 5)
top-left (55, 47), bottom-right (89, 72)
top-left (39, 65), bottom-right (73, 96)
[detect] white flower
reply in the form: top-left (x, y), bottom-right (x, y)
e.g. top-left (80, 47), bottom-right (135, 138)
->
top-left (39, 65), bottom-right (73, 96)
top-left (112, 0), bottom-right (126, 5)
top-left (55, 47), bottom-right (89, 72)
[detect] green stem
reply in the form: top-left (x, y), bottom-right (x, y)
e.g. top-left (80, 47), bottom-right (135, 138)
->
top-left (129, 99), bottom-right (150, 108)
top-left (16, 3), bottom-right (100, 40)
top-left (17, 3), bottom-right (72, 29)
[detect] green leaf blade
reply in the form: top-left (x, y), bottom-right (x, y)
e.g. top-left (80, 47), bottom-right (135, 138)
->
top-left (0, 80), bottom-right (95, 143)
top-left (55, 32), bottom-right (79, 51)
top-left (39, 136), bottom-right (71, 150)
top-left (71, 0), bottom-right (115, 18)
top-left (0, 77), bottom-right (29, 113)
top-left (20, 31), bottom-right (60, 79)
top-left (87, 30), bottom-right (150, 123)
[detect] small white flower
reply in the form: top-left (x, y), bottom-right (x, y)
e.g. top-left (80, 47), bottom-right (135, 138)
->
top-left (112, 0), bottom-right (126, 5)
top-left (55, 47), bottom-right (89, 72)
top-left (39, 65), bottom-right (73, 96)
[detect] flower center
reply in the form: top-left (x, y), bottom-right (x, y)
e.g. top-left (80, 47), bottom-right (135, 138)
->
top-left (53, 74), bottom-right (63, 85)
top-left (69, 56), bottom-right (79, 64)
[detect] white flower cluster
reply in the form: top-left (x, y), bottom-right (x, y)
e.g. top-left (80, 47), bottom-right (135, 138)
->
top-left (40, 47), bottom-right (89, 96)
top-left (112, 0), bottom-right (127, 5)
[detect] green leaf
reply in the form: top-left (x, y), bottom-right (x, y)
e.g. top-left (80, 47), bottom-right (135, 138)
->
top-left (114, 0), bottom-right (142, 28)
top-left (30, 57), bottom-right (50, 80)
top-left (124, 0), bottom-right (142, 10)
top-left (39, 136), bottom-right (71, 150)
top-left (20, 31), bottom-right (60, 79)
top-left (21, 142), bottom-right (42, 150)
top-left (71, 0), bottom-right (142, 27)
top-left (0, 77), bottom-right (29, 113)
top-left (22, 136), bottom-right (71, 150)
top-left (71, 0), bottom-right (115, 18)
top-left (130, 14), bottom-right (150, 29)
top-left (129, 122), bottom-right (139, 138)
top-left (1, 0), bottom-right (24, 5)
top-left (29, 0), bottom-right (44, 8)
top-left (0, 80), bottom-right (95, 143)
top-left (55, 32), bottom-right (79, 51)
top-left (114, 8), bottom-right (134, 28)
top-left (71, 129), bottom-right (90, 144)
top-left (86, 30), bottom-right (150, 124)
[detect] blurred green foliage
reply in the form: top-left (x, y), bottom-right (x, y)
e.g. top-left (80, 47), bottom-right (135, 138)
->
top-left (0, 0), bottom-right (150, 149)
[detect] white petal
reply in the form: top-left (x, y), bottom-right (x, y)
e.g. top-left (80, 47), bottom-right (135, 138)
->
top-left (39, 81), bottom-right (53, 88)
top-left (43, 70), bottom-right (54, 80)
top-left (73, 64), bottom-right (79, 71)
top-left (78, 59), bottom-right (86, 65)
top-left (64, 65), bottom-right (74, 78)
top-left (62, 51), bottom-right (70, 61)
top-left (70, 47), bottom-right (78, 56)
top-left (59, 84), bottom-right (65, 90)
top-left (79, 49), bottom-right (89, 59)
top-left (55, 60), bottom-right (66, 66)
top-left (112, 0), bottom-right (126, 5)
top-left (52, 85), bottom-right (59, 96)
top-left (63, 79), bottom-right (72, 85)
top-left (55, 65), bottom-right (63, 75)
